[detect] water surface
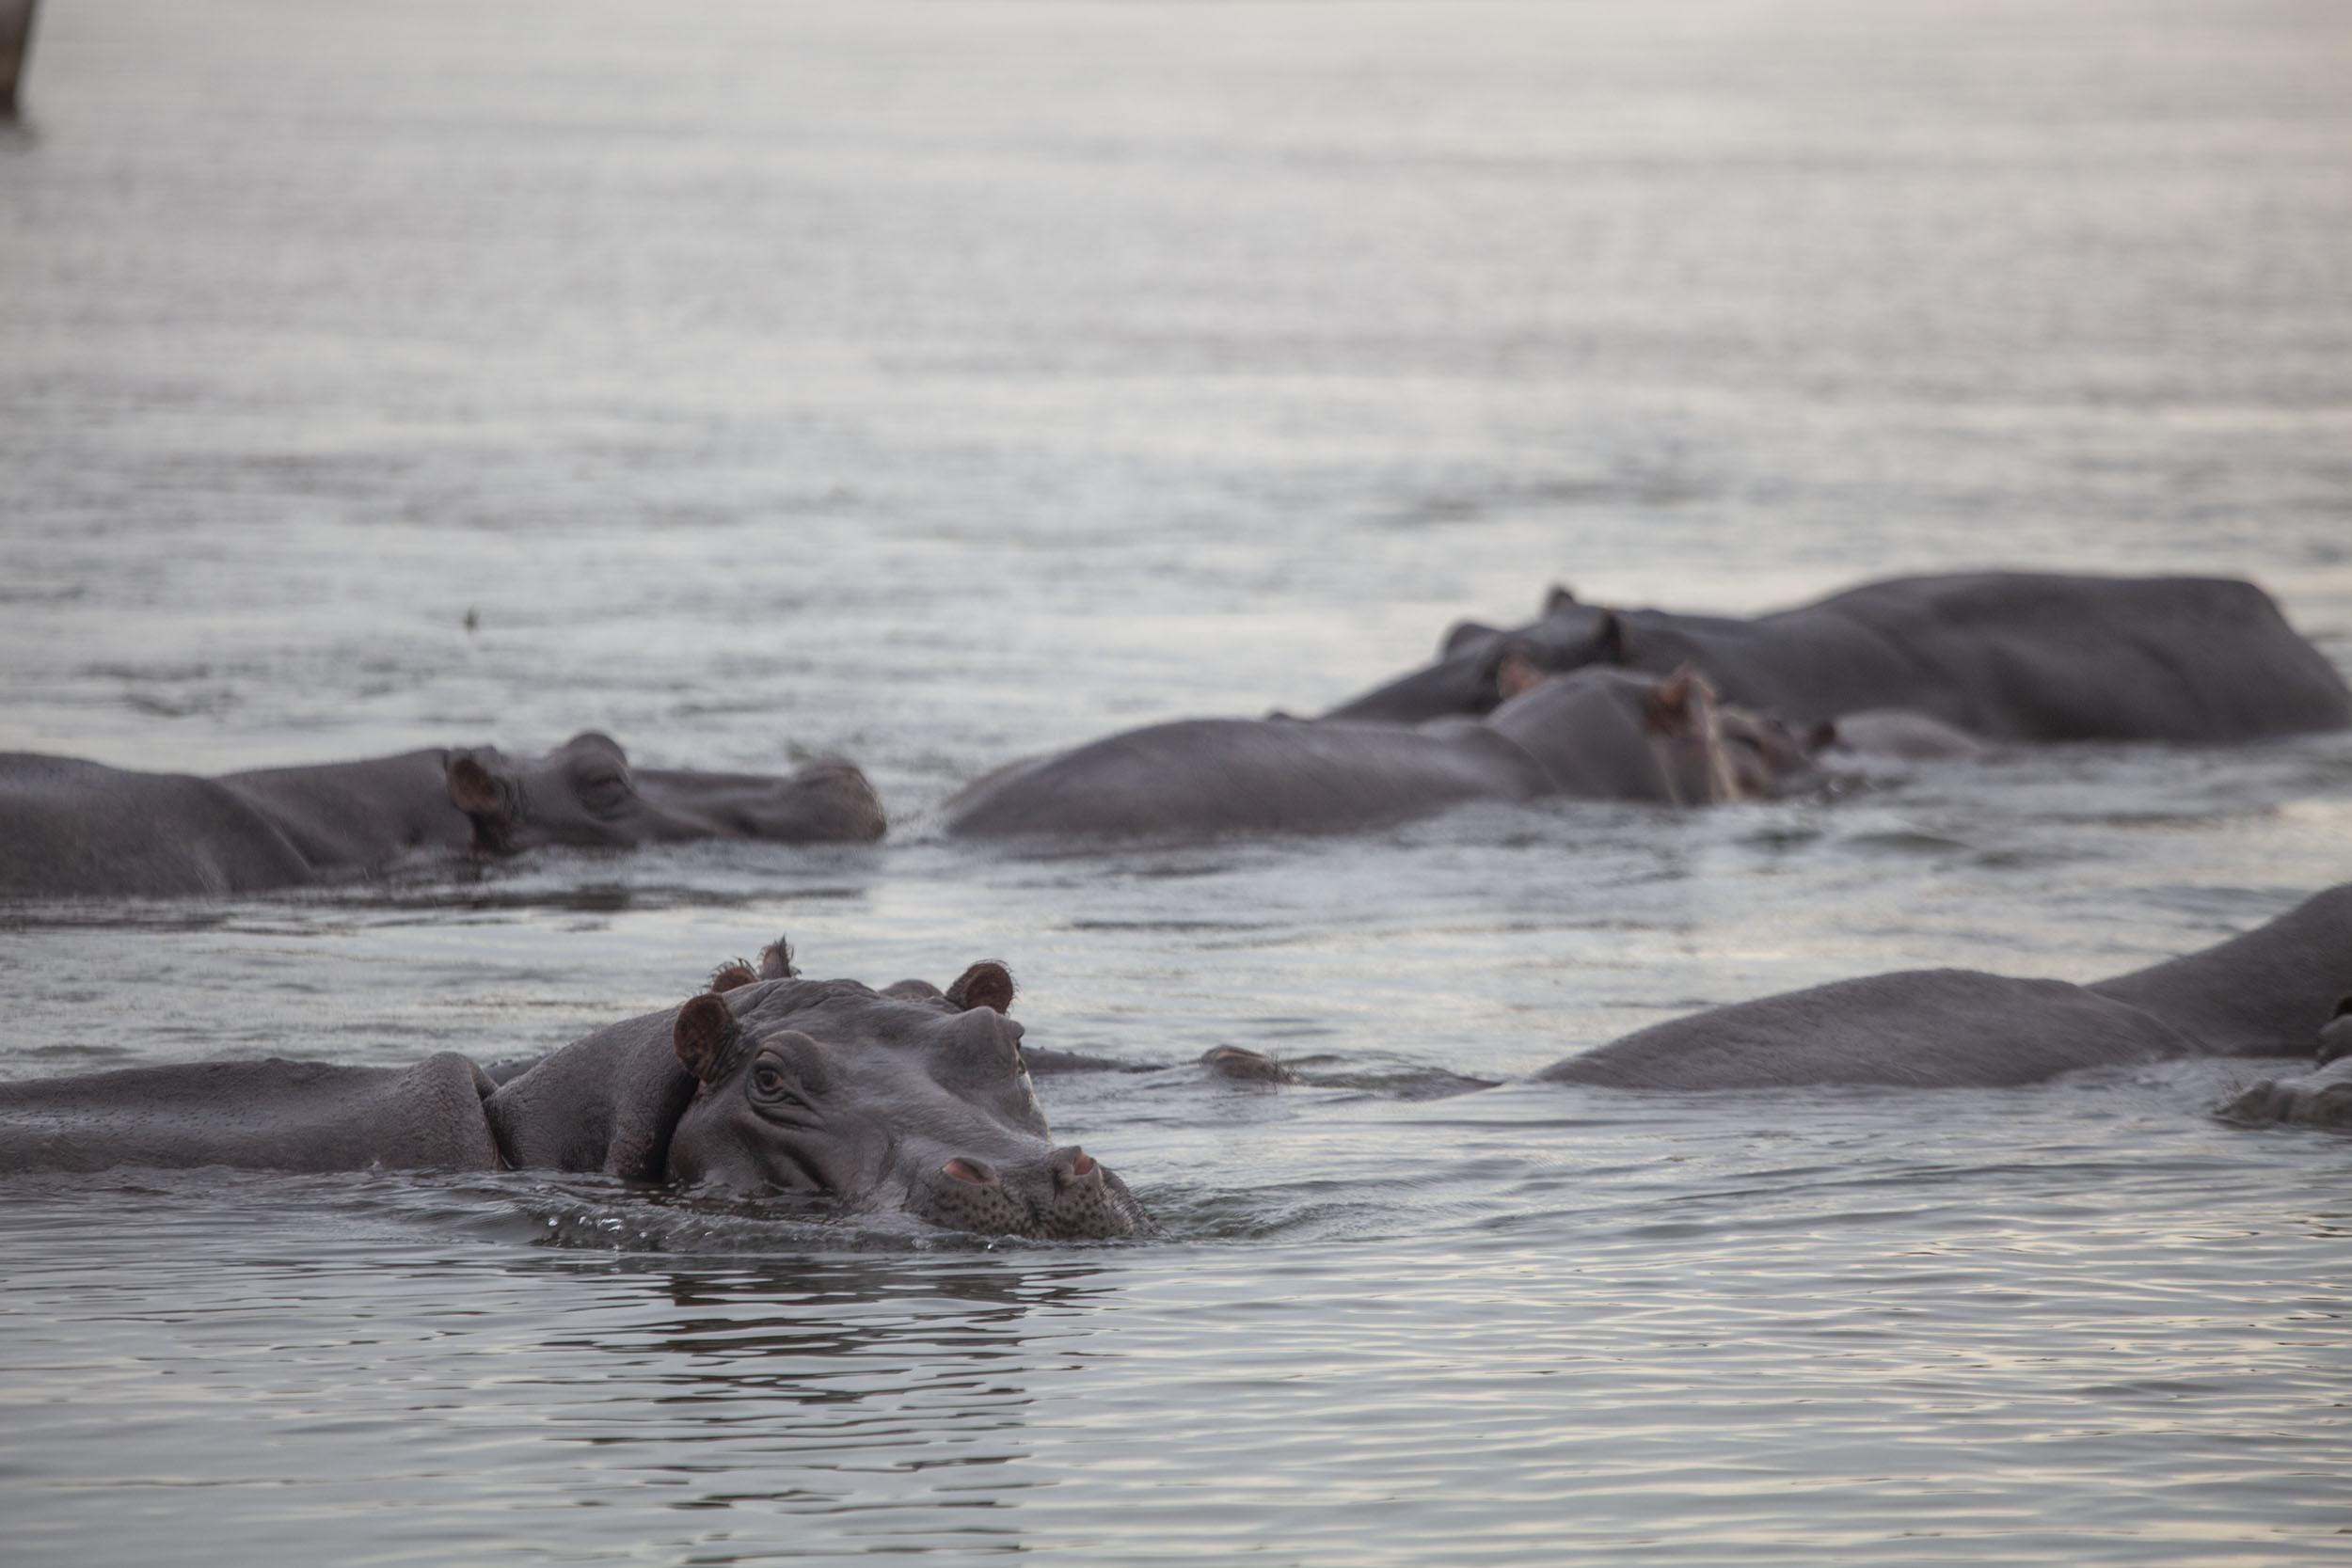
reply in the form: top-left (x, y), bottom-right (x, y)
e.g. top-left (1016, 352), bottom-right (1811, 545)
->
top-left (3, 1), bottom-right (2350, 1561)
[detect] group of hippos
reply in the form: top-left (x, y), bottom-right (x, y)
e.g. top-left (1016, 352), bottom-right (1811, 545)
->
top-left (5, 570), bottom-right (2352, 1240)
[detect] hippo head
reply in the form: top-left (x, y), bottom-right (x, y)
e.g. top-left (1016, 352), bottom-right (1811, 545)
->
top-left (660, 964), bottom-right (1152, 1240)
top-left (446, 732), bottom-right (885, 855)
top-left (1634, 669), bottom-right (1748, 804)
top-left (1712, 703), bottom-right (1816, 797)
top-left (1327, 585), bottom-right (1630, 722)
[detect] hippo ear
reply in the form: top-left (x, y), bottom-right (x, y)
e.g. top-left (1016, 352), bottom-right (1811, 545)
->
top-left (757, 936), bottom-right (798, 980)
top-left (1493, 642), bottom-right (1549, 702)
top-left (674, 993), bottom-right (740, 1083)
top-left (1543, 583), bottom-right (1578, 615)
top-left (2334, 994), bottom-right (2352, 1021)
top-left (1641, 668), bottom-right (1700, 734)
top-left (946, 960), bottom-right (1016, 1015)
top-left (1439, 619), bottom-right (1502, 658)
top-left (707, 960), bottom-right (758, 994)
top-left (1804, 719), bottom-right (1839, 753)
top-left (1596, 610), bottom-right (1630, 664)
top-left (447, 751), bottom-right (520, 843)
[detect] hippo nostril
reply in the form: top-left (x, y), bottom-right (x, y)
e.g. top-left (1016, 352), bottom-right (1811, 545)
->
top-left (943, 1157), bottom-right (997, 1186)
top-left (1050, 1146), bottom-right (1101, 1192)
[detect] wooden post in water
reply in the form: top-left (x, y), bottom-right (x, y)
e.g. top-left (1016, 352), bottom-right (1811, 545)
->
top-left (0, 0), bottom-right (36, 119)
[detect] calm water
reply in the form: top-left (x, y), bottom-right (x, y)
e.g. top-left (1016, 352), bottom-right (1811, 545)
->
top-left (4, 1), bottom-right (2351, 1561)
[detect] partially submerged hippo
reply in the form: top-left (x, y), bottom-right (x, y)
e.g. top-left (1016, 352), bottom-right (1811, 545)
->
top-left (0, 732), bottom-right (886, 898)
top-left (1539, 883), bottom-right (2352, 1089)
top-left (2216, 1001), bottom-right (2352, 1132)
top-left (1324, 571), bottom-right (2352, 742)
top-left (943, 666), bottom-right (1803, 841)
top-left (0, 944), bottom-right (1150, 1240)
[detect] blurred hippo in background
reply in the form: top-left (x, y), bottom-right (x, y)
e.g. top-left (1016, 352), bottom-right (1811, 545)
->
top-left (0, 942), bottom-right (1151, 1240)
top-left (0, 732), bottom-right (886, 898)
top-left (1539, 883), bottom-right (2352, 1090)
top-left (942, 666), bottom-right (1804, 841)
top-left (1805, 708), bottom-right (1986, 763)
top-left (1324, 571), bottom-right (2352, 743)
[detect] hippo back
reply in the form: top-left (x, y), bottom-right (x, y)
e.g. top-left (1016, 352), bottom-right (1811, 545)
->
top-left (0, 1054), bottom-right (501, 1174)
top-left (0, 754), bottom-right (319, 898)
top-left (1539, 969), bottom-right (2202, 1090)
top-left (940, 717), bottom-right (1536, 839)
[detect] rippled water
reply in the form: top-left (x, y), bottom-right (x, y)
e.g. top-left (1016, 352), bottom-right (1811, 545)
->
top-left (4, 0), bottom-right (2351, 1561)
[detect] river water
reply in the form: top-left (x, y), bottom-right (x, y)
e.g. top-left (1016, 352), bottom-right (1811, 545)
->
top-left (3, 1), bottom-right (2350, 1562)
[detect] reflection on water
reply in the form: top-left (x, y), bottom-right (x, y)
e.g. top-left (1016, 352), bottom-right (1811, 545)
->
top-left (5, 0), bottom-right (2352, 1560)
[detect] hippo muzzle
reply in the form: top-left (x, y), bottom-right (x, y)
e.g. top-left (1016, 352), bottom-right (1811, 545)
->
top-left (919, 1144), bottom-right (1153, 1240)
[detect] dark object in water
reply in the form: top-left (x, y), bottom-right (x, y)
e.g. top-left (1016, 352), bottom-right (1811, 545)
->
top-left (0, 0), bottom-right (34, 119)
top-left (0, 942), bottom-right (1152, 1240)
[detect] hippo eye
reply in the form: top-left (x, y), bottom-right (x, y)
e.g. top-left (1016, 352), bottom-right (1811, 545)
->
top-left (752, 1063), bottom-right (792, 1100)
top-left (580, 771), bottom-right (633, 814)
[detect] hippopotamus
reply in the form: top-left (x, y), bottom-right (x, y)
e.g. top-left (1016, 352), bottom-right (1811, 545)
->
top-left (1538, 883), bottom-right (2352, 1089)
top-left (2216, 1002), bottom-right (2352, 1132)
top-left (942, 666), bottom-right (1803, 841)
top-left (1323, 572), bottom-right (2352, 742)
top-left (0, 732), bottom-right (886, 898)
top-left (0, 943), bottom-right (1151, 1240)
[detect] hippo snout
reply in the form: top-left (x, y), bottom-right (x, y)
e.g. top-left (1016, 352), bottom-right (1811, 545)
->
top-left (921, 1144), bottom-right (1151, 1240)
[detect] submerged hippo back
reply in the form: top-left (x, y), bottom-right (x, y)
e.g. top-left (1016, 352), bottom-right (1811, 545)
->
top-left (0, 754), bottom-right (321, 899)
top-left (940, 717), bottom-right (1535, 840)
top-left (1541, 968), bottom-right (2202, 1090)
top-left (0, 1054), bottom-right (501, 1174)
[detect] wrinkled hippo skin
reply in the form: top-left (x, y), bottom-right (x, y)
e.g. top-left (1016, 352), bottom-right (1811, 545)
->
top-left (943, 667), bottom-right (1796, 840)
top-left (0, 949), bottom-right (1149, 1240)
top-left (1540, 883), bottom-right (2352, 1089)
top-left (1325, 572), bottom-right (2352, 742)
top-left (0, 731), bottom-right (885, 898)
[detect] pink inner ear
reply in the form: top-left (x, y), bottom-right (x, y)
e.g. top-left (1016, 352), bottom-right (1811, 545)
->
top-left (447, 756), bottom-right (504, 816)
top-left (949, 961), bottom-right (1016, 1014)
top-left (1495, 650), bottom-right (1546, 701)
top-left (674, 994), bottom-right (738, 1079)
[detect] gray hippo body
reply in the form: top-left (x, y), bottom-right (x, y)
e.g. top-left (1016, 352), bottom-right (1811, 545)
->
top-left (0, 947), bottom-right (1149, 1240)
top-left (943, 667), bottom-right (1788, 841)
top-left (0, 732), bottom-right (886, 898)
top-left (1325, 572), bottom-right (2352, 742)
top-left (1540, 883), bottom-right (2352, 1090)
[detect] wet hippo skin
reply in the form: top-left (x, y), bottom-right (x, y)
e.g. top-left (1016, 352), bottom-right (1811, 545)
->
top-left (0, 732), bottom-right (885, 898)
top-left (1540, 883), bottom-right (2352, 1090)
top-left (943, 667), bottom-right (1804, 841)
top-left (1325, 571), bottom-right (2352, 742)
top-left (0, 944), bottom-right (1150, 1240)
